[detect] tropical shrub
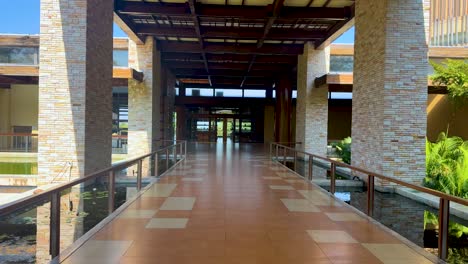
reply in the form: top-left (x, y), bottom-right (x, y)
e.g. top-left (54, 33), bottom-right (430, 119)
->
top-left (335, 137), bottom-right (352, 164)
top-left (424, 132), bottom-right (468, 198)
top-left (430, 59), bottom-right (468, 106)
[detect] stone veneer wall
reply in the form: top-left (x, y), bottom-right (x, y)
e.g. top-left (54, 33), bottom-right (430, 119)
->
top-left (352, 0), bottom-right (429, 186)
top-left (128, 37), bottom-right (161, 157)
top-left (37, 0), bottom-right (113, 262)
top-left (38, 0), bottom-right (113, 183)
top-left (295, 42), bottom-right (330, 156)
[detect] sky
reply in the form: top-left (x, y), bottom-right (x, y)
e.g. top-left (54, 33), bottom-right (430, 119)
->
top-left (0, 0), bottom-right (354, 43)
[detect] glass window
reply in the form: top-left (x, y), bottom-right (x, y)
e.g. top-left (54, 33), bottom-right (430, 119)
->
top-left (292, 90), bottom-right (297, 99)
top-left (175, 88), bottom-right (179, 96)
top-left (214, 89), bottom-right (243, 97)
top-left (187, 88), bottom-right (213, 96)
top-left (330, 92), bottom-right (352, 99)
top-left (243, 89), bottom-right (266, 98)
top-left (196, 121), bottom-right (209, 131)
top-left (272, 90), bottom-right (276, 98)
top-left (330, 55), bottom-right (353, 73)
top-left (113, 49), bottom-right (128, 67)
top-left (0, 47), bottom-right (38, 65)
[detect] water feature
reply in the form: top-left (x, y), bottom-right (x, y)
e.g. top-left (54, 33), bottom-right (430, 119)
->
top-left (0, 182), bottom-right (146, 263)
top-left (281, 158), bottom-right (468, 263)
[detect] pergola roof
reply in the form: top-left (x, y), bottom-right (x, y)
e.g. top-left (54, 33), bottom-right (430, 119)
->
top-left (114, 0), bottom-right (355, 88)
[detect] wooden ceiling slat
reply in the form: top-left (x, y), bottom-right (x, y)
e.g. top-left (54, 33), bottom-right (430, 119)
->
top-left (159, 41), bottom-right (304, 55)
top-left (136, 24), bottom-right (323, 40)
top-left (116, 2), bottom-right (350, 20)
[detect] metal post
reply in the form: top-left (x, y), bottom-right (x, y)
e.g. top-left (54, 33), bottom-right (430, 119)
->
top-left (154, 153), bottom-right (159, 177)
top-left (367, 175), bottom-right (374, 217)
top-left (330, 163), bottom-right (336, 194)
top-left (173, 146), bottom-right (177, 164)
top-left (275, 145), bottom-right (279, 161)
top-left (184, 141), bottom-right (187, 158)
top-left (50, 192), bottom-right (61, 258)
top-left (108, 170), bottom-right (115, 214)
top-left (283, 147), bottom-right (286, 164)
top-left (293, 151), bottom-right (297, 171)
top-left (137, 160), bottom-right (142, 191)
top-left (269, 143), bottom-right (272, 159)
top-left (308, 156), bottom-right (313, 180)
top-left (166, 148), bottom-right (170, 170)
top-left (180, 143), bottom-right (183, 160)
top-left (438, 198), bottom-right (450, 260)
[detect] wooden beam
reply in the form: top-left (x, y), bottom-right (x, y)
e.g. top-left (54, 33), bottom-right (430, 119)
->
top-left (116, 2), bottom-right (350, 20)
top-left (0, 65), bottom-right (38, 76)
top-left (188, 0), bottom-right (212, 86)
top-left (113, 12), bottom-right (145, 44)
top-left (137, 25), bottom-right (324, 40)
top-left (0, 35), bottom-right (39, 47)
top-left (162, 53), bottom-right (297, 63)
top-left (112, 67), bottom-right (144, 82)
top-left (167, 61), bottom-right (291, 71)
top-left (429, 47), bottom-right (468, 58)
top-left (174, 68), bottom-right (278, 77)
top-left (316, 5), bottom-right (355, 49)
top-left (159, 42), bottom-right (304, 55)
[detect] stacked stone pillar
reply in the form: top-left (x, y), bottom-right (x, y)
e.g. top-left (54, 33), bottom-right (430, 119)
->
top-left (352, 0), bottom-right (429, 186)
top-left (295, 42), bottom-right (330, 156)
top-left (37, 0), bottom-right (113, 262)
top-left (128, 37), bottom-right (162, 157)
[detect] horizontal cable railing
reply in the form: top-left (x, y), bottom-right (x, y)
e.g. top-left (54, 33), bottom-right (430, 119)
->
top-left (270, 142), bottom-right (468, 261)
top-left (0, 140), bottom-right (187, 260)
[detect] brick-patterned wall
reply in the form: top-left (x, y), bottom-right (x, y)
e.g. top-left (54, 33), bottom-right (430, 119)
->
top-left (352, 0), bottom-right (429, 186)
top-left (296, 42), bottom-right (330, 156)
top-left (37, 0), bottom-right (113, 262)
top-left (128, 37), bottom-right (161, 157)
top-left (38, 0), bottom-right (113, 184)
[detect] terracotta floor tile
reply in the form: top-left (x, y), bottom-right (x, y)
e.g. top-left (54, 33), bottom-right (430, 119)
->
top-left (64, 145), bottom-right (435, 264)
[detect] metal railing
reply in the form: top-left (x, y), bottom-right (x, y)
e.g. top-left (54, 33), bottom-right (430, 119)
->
top-left (0, 133), bottom-right (38, 152)
top-left (0, 140), bottom-right (187, 259)
top-left (270, 142), bottom-right (468, 261)
top-left (111, 135), bottom-right (127, 154)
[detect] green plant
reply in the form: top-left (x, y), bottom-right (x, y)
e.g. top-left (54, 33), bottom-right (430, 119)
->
top-left (424, 132), bottom-right (468, 198)
top-left (335, 137), bottom-right (352, 164)
top-left (430, 59), bottom-right (468, 106)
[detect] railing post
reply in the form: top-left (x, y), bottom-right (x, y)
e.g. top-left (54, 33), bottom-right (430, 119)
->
top-left (330, 163), bottom-right (336, 194)
top-left (275, 145), bottom-right (279, 161)
top-left (180, 143), bottom-right (183, 160)
top-left (308, 155), bottom-right (313, 180)
top-left (269, 143), bottom-right (272, 159)
top-left (108, 170), bottom-right (115, 214)
top-left (184, 141), bottom-right (187, 158)
top-left (154, 153), bottom-right (159, 177)
top-left (293, 151), bottom-right (297, 171)
top-left (367, 175), bottom-right (374, 217)
top-left (50, 192), bottom-right (61, 258)
top-left (137, 159), bottom-right (142, 191)
top-left (166, 148), bottom-right (170, 170)
top-left (283, 147), bottom-right (286, 164)
top-left (438, 198), bottom-right (450, 260)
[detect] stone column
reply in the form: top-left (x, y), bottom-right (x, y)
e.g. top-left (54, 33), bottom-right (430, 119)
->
top-left (128, 37), bottom-right (162, 157)
top-left (352, 0), bottom-right (429, 186)
top-left (37, 0), bottom-right (113, 262)
top-left (38, 0), bottom-right (113, 182)
top-left (295, 42), bottom-right (330, 156)
top-left (275, 78), bottom-right (293, 142)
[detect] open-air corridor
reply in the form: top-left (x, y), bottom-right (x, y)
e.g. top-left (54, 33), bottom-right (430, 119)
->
top-left (60, 143), bottom-right (435, 264)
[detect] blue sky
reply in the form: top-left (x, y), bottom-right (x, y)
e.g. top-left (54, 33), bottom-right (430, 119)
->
top-left (0, 1), bottom-right (354, 43)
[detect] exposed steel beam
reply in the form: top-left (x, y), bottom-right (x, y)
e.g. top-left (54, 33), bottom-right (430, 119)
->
top-left (159, 42), bottom-right (303, 55)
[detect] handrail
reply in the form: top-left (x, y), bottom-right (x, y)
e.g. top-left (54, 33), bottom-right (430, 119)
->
top-left (0, 140), bottom-right (187, 258)
top-left (270, 142), bottom-right (468, 261)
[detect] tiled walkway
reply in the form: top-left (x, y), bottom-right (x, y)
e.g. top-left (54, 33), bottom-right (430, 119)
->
top-left (62, 143), bottom-right (435, 264)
